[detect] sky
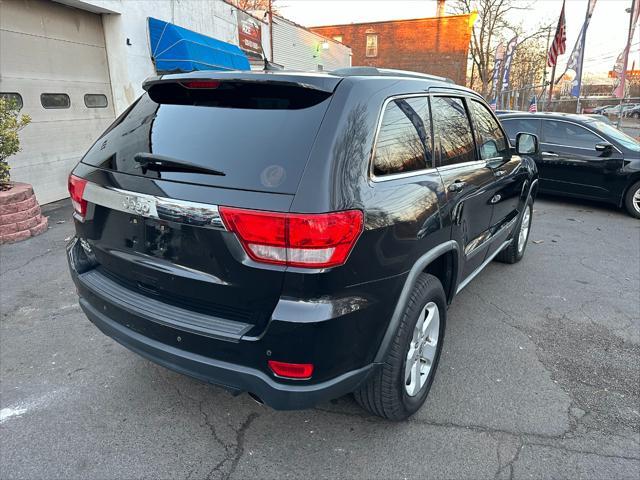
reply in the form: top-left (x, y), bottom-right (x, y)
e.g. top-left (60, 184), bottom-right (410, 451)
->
top-left (277, 0), bottom-right (639, 78)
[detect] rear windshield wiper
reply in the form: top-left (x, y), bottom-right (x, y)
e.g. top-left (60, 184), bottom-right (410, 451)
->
top-left (134, 153), bottom-right (225, 176)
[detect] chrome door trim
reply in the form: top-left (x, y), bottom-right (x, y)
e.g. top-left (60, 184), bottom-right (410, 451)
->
top-left (82, 182), bottom-right (226, 230)
top-left (456, 239), bottom-right (511, 294)
top-left (464, 215), bottom-right (517, 259)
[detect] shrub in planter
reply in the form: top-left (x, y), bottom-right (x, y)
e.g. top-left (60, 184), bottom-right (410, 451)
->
top-left (0, 96), bottom-right (48, 244)
top-left (0, 97), bottom-right (31, 189)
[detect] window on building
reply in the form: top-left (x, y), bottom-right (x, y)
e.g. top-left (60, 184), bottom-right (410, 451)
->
top-left (467, 100), bottom-right (509, 160)
top-left (372, 97), bottom-right (432, 176)
top-left (84, 94), bottom-right (108, 108)
top-left (333, 35), bottom-right (343, 43)
top-left (366, 33), bottom-right (378, 57)
top-left (0, 93), bottom-right (23, 110)
top-left (431, 96), bottom-right (475, 167)
top-left (41, 93), bottom-right (70, 109)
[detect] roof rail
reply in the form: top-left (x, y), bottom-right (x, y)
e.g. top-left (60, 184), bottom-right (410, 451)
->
top-left (330, 67), bottom-right (455, 84)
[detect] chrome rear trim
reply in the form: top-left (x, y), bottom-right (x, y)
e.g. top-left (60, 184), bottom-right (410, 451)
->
top-left (82, 182), bottom-right (225, 230)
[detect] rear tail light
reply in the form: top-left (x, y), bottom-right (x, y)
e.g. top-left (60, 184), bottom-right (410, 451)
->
top-left (68, 174), bottom-right (88, 220)
top-left (219, 207), bottom-right (363, 268)
top-left (268, 360), bottom-right (314, 379)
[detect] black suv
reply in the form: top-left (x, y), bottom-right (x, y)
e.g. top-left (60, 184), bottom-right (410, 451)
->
top-left (67, 68), bottom-right (539, 420)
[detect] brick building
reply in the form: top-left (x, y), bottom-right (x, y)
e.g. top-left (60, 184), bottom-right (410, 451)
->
top-left (310, 13), bottom-right (474, 85)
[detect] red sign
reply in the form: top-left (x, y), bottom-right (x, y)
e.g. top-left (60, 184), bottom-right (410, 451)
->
top-left (237, 11), bottom-right (262, 57)
top-left (609, 70), bottom-right (640, 78)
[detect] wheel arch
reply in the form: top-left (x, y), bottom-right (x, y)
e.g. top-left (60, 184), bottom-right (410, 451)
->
top-left (373, 240), bottom-right (460, 363)
top-left (620, 174), bottom-right (640, 208)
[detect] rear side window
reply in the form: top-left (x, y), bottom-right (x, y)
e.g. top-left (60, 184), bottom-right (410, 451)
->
top-left (0, 93), bottom-right (23, 110)
top-left (468, 100), bottom-right (509, 160)
top-left (373, 97), bottom-right (432, 177)
top-left (431, 97), bottom-right (475, 167)
top-left (41, 93), bottom-right (70, 109)
top-left (502, 118), bottom-right (540, 142)
top-left (84, 94), bottom-right (108, 108)
top-left (542, 120), bottom-right (601, 149)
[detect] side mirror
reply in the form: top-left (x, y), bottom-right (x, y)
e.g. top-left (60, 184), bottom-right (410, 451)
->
top-left (595, 142), bottom-right (613, 156)
top-left (515, 132), bottom-right (539, 155)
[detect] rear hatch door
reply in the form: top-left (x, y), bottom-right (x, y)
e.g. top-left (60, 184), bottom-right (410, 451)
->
top-left (74, 73), bottom-right (340, 332)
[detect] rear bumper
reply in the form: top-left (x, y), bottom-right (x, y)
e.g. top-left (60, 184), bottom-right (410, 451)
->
top-left (67, 238), bottom-right (398, 410)
top-left (79, 297), bottom-right (375, 410)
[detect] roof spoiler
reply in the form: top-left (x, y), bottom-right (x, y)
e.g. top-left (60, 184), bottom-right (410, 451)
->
top-left (142, 71), bottom-right (342, 94)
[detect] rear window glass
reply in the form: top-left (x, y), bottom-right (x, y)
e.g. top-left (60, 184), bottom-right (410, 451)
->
top-left (80, 91), bottom-right (333, 194)
top-left (41, 93), bottom-right (70, 109)
top-left (0, 93), bottom-right (23, 110)
top-left (373, 97), bottom-right (432, 177)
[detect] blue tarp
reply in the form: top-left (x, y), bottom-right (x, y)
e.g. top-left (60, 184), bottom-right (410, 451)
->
top-left (148, 17), bottom-right (250, 73)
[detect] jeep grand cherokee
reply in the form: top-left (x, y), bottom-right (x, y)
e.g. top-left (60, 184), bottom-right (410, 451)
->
top-left (67, 68), bottom-right (539, 420)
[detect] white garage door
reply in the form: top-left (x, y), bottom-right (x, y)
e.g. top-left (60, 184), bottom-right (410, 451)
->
top-left (0, 0), bottom-right (115, 204)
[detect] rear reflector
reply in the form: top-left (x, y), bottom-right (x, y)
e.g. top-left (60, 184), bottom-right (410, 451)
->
top-left (268, 360), bottom-right (314, 379)
top-left (180, 80), bottom-right (221, 89)
top-left (219, 207), bottom-right (363, 268)
top-left (68, 174), bottom-right (88, 219)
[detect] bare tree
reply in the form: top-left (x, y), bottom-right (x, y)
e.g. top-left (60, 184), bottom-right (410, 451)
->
top-left (508, 35), bottom-right (547, 106)
top-left (449, 0), bottom-right (527, 96)
top-left (227, 0), bottom-right (278, 14)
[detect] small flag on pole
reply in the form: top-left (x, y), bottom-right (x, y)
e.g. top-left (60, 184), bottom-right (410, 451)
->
top-left (490, 98), bottom-right (497, 111)
top-left (547, 0), bottom-right (566, 67)
top-left (528, 95), bottom-right (538, 113)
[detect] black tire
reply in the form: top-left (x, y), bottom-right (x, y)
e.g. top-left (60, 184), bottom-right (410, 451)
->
top-left (495, 196), bottom-right (533, 264)
top-left (624, 181), bottom-right (640, 219)
top-left (354, 273), bottom-right (446, 420)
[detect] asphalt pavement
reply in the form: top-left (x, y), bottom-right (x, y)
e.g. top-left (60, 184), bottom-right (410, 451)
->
top-left (1, 197), bottom-right (639, 479)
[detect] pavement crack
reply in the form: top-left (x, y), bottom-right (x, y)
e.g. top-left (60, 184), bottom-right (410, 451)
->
top-left (200, 400), bottom-right (232, 452)
top-left (224, 412), bottom-right (259, 480)
top-left (1, 248), bottom-right (55, 275)
top-left (206, 412), bottom-right (260, 480)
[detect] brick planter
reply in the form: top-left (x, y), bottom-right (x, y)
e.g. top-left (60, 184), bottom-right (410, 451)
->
top-left (0, 183), bottom-right (48, 245)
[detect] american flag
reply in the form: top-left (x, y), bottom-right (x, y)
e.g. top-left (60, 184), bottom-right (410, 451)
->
top-left (528, 95), bottom-right (538, 113)
top-left (547, 0), bottom-right (567, 67)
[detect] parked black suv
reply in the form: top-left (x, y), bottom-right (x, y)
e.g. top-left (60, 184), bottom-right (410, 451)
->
top-left (67, 68), bottom-right (539, 420)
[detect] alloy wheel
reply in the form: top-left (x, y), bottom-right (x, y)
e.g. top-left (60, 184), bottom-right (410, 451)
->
top-left (404, 302), bottom-right (440, 397)
top-left (633, 187), bottom-right (640, 215)
top-left (517, 205), bottom-right (532, 254)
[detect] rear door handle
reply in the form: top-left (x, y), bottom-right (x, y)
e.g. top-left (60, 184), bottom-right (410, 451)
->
top-left (542, 152), bottom-right (558, 157)
top-left (494, 169), bottom-right (507, 177)
top-left (448, 180), bottom-right (467, 192)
